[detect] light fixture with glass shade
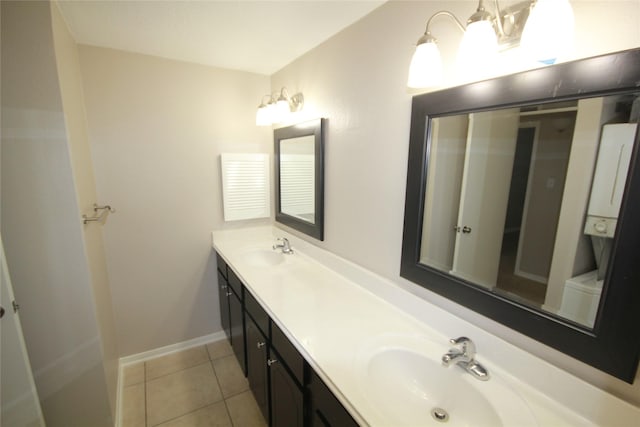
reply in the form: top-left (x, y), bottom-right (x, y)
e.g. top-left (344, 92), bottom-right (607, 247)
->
top-left (407, 0), bottom-right (575, 88)
top-left (521, 0), bottom-right (575, 64)
top-left (255, 87), bottom-right (304, 126)
top-left (457, 2), bottom-right (499, 78)
top-left (255, 95), bottom-right (275, 126)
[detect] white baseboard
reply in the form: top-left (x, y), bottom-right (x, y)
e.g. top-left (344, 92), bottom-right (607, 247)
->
top-left (115, 331), bottom-right (227, 426)
top-left (119, 331), bottom-right (226, 366)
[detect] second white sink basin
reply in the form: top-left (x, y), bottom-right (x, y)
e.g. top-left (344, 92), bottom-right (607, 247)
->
top-left (358, 337), bottom-right (537, 427)
top-left (240, 249), bottom-right (286, 267)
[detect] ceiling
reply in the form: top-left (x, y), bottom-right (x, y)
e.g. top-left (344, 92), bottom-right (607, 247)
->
top-left (56, 0), bottom-right (386, 75)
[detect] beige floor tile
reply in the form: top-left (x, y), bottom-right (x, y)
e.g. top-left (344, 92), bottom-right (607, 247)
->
top-left (146, 362), bottom-right (223, 426)
top-left (146, 346), bottom-right (209, 380)
top-left (206, 340), bottom-right (233, 360)
top-left (212, 355), bottom-right (249, 398)
top-left (225, 391), bottom-right (267, 427)
top-left (123, 362), bottom-right (145, 386)
top-left (155, 401), bottom-right (232, 427)
top-left (122, 383), bottom-right (146, 427)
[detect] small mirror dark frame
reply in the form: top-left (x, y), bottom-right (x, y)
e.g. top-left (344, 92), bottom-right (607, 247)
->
top-left (401, 48), bottom-right (640, 382)
top-left (274, 118), bottom-right (325, 240)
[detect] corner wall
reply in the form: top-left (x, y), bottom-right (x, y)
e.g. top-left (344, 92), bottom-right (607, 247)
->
top-left (1, 1), bottom-right (112, 425)
top-left (50, 1), bottom-right (119, 417)
top-left (77, 46), bottom-right (272, 356)
top-left (271, 0), bottom-right (640, 406)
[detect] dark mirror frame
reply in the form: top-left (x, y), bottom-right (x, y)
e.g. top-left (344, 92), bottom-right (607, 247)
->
top-left (401, 48), bottom-right (640, 382)
top-left (274, 118), bottom-right (325, 241)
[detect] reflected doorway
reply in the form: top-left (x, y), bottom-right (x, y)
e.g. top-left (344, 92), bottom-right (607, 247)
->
top-left (496, 113), bottom-right (576, 305)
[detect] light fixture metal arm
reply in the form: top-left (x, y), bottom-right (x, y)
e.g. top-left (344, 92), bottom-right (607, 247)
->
top-left (493, 0), bottom-right (505, 37)
top-left (424, 10), bottom-right (466, 35)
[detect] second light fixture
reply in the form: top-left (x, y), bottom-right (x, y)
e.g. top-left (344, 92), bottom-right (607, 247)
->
top-left (256, 87), bottom-right (304, 126)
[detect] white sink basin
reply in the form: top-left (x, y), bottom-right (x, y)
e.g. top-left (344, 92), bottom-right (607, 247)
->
top-left (241, 249), bottom-right (285, 267)
top-left (358, 337), bottom-right (537, 427)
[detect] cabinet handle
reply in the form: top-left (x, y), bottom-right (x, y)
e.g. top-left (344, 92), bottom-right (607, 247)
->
top-left (267, 358), bottom-right (278, 367)
top-left (221, 284), bottom-right (227, 289)
top-left (257, 342), bottom-right (266, 349)
top-left (226, 292), bottom-right (233, 297)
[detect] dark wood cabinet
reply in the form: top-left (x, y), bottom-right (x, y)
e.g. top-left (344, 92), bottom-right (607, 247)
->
top-left (246, 315), bottom-right (269, 420)
top-left (309, 371), bottom-right (358, 427)
top-left (217, 270), bottom-right (231, 339)
top-left (269, 349), bottom-right (304, 427)
top-left (215, 251), bottom-right (358, 427)
top-left (217, 255), bottom-right (246, 374)
top-left (228, 286), bottom-right (245, 374)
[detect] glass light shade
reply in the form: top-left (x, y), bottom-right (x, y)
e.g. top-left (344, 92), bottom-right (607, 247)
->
top-left (273, 99), bottom-right (290, 123)
top-left (266, 102), bottom-right (278, 123)
top-left (407, 42), bottom-right (443, 88)
top-left (521, 0), bottom-right (575, 64)
top-left (457, 20), bottom-right (499, 79)
top-left (255, 105), bottom-right (271, 126)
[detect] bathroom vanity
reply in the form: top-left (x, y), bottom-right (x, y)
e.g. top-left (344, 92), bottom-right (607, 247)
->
top-left (215, 234), bottom-right (357, 427)
top-left (212, 226), bottom-right (640, 426)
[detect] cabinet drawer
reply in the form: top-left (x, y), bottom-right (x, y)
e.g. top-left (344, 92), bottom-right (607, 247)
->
top-left (245, 290), bottom-right (269, 338)
top-left (227, 268), bottom-right (243, 297)
top-left (271, 322), bottom-right (305, 386)
top-left (216, 252), bottom-right (228, 279)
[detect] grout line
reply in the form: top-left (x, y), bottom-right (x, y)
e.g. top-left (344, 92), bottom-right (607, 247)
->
top-left (144, 362), bottom-right (148, 427)
top-left (210, 357), bottom-right (237, 425)
top-left (151, 402), bottom-right (220, 427)
top-left (146, 357), bottom-right (212, 383)
top-left (128, 341), bottom-right (249, 427)
top-left (223, 398), bottom-right (236, 427)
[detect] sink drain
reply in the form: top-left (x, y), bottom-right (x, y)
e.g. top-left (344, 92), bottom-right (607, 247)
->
top-left (431, 407), bottom-right (449, 423)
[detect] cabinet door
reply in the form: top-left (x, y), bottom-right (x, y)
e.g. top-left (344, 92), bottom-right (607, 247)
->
top-left (229, 288), bottom-right (246, 375)
top-left (217, 271), bottom-right (230, 339)
top-left (246, 315), bottom-right (269, 421)
top-left (269, 351), bottom-right (304, 427)
top-left (309, 371), bottom-right (358, 427)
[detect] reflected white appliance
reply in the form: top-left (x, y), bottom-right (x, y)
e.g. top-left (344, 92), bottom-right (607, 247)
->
top-left (559, 270), bottom-right (603, 327)
top-left (584, 123), bottom-right (638, 237)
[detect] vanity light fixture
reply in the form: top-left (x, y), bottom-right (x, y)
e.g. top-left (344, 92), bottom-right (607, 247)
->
top-left (255, 87), bottom-right (304, 126)
top-left (407, 0), bottom-right (575, 88)
top-left (256, 95), bottom-right (275, 126)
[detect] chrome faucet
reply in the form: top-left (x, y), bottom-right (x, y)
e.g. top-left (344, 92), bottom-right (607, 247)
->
top-left (273, 237), bottom-right (294, 254)
top-left (442, 337), bottom-right (490, 381)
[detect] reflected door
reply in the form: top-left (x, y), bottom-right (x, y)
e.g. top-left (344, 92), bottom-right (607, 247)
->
top-left (451, 109), bottom-right (520, 288)
top-left (1, 237), bottom-right (45, 427)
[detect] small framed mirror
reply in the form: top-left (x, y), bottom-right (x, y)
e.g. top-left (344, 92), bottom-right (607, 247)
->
top-left (274, 118), bottom-right (325, 240)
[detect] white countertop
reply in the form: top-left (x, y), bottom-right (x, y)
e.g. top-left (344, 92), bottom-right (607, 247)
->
top-left (212, 225), bottom-right (640, 426)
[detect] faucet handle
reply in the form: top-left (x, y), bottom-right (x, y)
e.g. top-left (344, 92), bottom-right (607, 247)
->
top-left (449, 336), bottom-right (475, 355)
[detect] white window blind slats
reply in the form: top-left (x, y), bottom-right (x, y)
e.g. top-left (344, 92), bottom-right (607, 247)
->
top-left (220, 153), bottom-right (270, 221)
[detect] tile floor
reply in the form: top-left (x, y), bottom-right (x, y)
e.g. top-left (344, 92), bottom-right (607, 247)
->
top-left (121, 340), bottom-right (267, 427)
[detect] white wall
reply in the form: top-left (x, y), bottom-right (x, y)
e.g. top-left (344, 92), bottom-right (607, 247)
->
top-left (78, 46), bottom-right (272, 356)
top-left (271, 0), bottom-right (640, 406)
top-left (50, 2), bottom-right (119, 417)
top-left (1, 1), bottom-right (113, 425)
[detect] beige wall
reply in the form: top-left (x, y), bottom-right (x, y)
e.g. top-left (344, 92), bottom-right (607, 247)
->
top-left (50, 2), bottom-right (119, 417)
top-left (271, 0), bottom-right (640, 406)
top-left (1, 1), bottom-right (112, 425)
top-left (77, 46), bottom-right (272, 356)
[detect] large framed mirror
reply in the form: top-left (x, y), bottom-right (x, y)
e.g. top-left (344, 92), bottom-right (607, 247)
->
top-left (274, 118), bottom-right (325, 240)
top-left (401, 48), bottom-right (640, 382)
